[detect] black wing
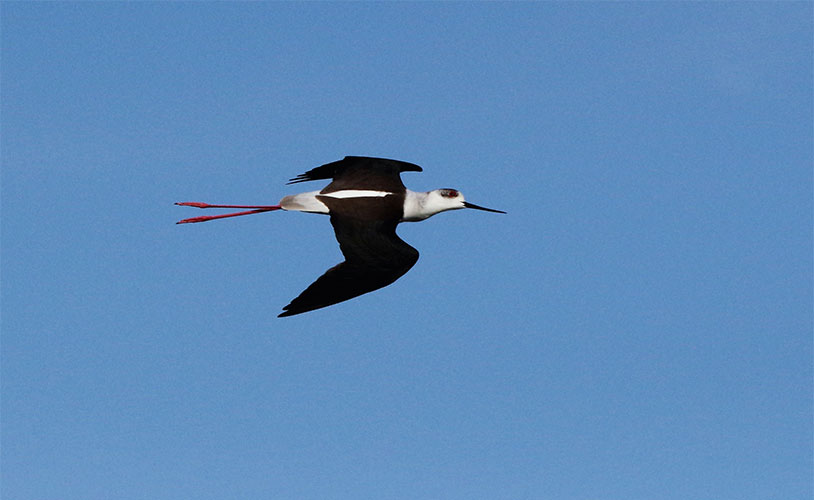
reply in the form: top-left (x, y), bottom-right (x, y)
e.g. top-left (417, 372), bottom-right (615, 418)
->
top-left (287, 156), bottom-right (422, 193)
top-left (278, 211), bottom-right (419, 317)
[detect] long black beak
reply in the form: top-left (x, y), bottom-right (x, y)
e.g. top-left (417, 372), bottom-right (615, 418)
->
top-left (463, 201), bottom-right (506, 214)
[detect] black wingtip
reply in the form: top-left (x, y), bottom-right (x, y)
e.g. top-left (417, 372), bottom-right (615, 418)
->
top-left (285, 174), bottom-right (310, 185)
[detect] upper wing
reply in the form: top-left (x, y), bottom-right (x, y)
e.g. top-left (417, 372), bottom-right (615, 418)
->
top-left (286, 156), bottom-right (422, 193)
top-left (278, 214), bottom-right (419, 317)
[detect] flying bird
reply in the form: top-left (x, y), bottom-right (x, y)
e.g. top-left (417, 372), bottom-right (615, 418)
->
top-left (176, 156), bottom-right (505, 317)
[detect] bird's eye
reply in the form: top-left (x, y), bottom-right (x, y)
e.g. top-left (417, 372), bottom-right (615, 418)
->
top-left (441, 189), bottom-right (459, 198)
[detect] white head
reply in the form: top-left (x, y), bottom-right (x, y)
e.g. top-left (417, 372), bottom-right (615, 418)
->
top-left (403, 188), bottom-right (506, 221)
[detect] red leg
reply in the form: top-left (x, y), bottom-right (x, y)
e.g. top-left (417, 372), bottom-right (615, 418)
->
top-left (176, 204), bottom-right (282, 224)
top-left (175, 202), bottom-right (282, 210)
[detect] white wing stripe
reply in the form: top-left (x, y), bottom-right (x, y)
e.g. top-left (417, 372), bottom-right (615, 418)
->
top-left (321, 190), bottom-right (393, 199)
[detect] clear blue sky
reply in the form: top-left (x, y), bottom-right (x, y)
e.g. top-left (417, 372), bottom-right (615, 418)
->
top-left (2, 3), bottom-right (811, 499)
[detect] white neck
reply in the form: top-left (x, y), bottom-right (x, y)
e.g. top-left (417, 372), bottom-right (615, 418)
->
top-left (402, 190), bottom-right (429, 221)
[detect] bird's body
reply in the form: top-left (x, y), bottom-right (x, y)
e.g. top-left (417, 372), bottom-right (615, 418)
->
top-left (177, 156), bottom-right (504, 317)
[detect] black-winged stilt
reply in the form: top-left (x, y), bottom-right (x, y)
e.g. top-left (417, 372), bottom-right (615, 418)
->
top-left (176, 156), bottom-right (505, 317)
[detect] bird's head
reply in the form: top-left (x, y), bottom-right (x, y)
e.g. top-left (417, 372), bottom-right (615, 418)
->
top-left (422, 188), bottom-right (506, 217)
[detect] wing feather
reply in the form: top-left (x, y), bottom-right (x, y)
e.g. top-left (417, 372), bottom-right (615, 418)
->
top-left (286, 156), bottom-right (422, 193)
top-left (278, 215), bottom-right (418, 317)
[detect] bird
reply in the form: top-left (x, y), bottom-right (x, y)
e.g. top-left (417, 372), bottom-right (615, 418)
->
top-left (176, 156), bottom-right (505, 317)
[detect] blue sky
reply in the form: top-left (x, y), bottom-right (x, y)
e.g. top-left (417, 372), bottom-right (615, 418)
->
top-left (2, 3), bottom-right (811, 499)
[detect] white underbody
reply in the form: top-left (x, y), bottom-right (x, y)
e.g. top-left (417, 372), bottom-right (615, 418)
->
top-left (279, 189), bottom-right (464, 221)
